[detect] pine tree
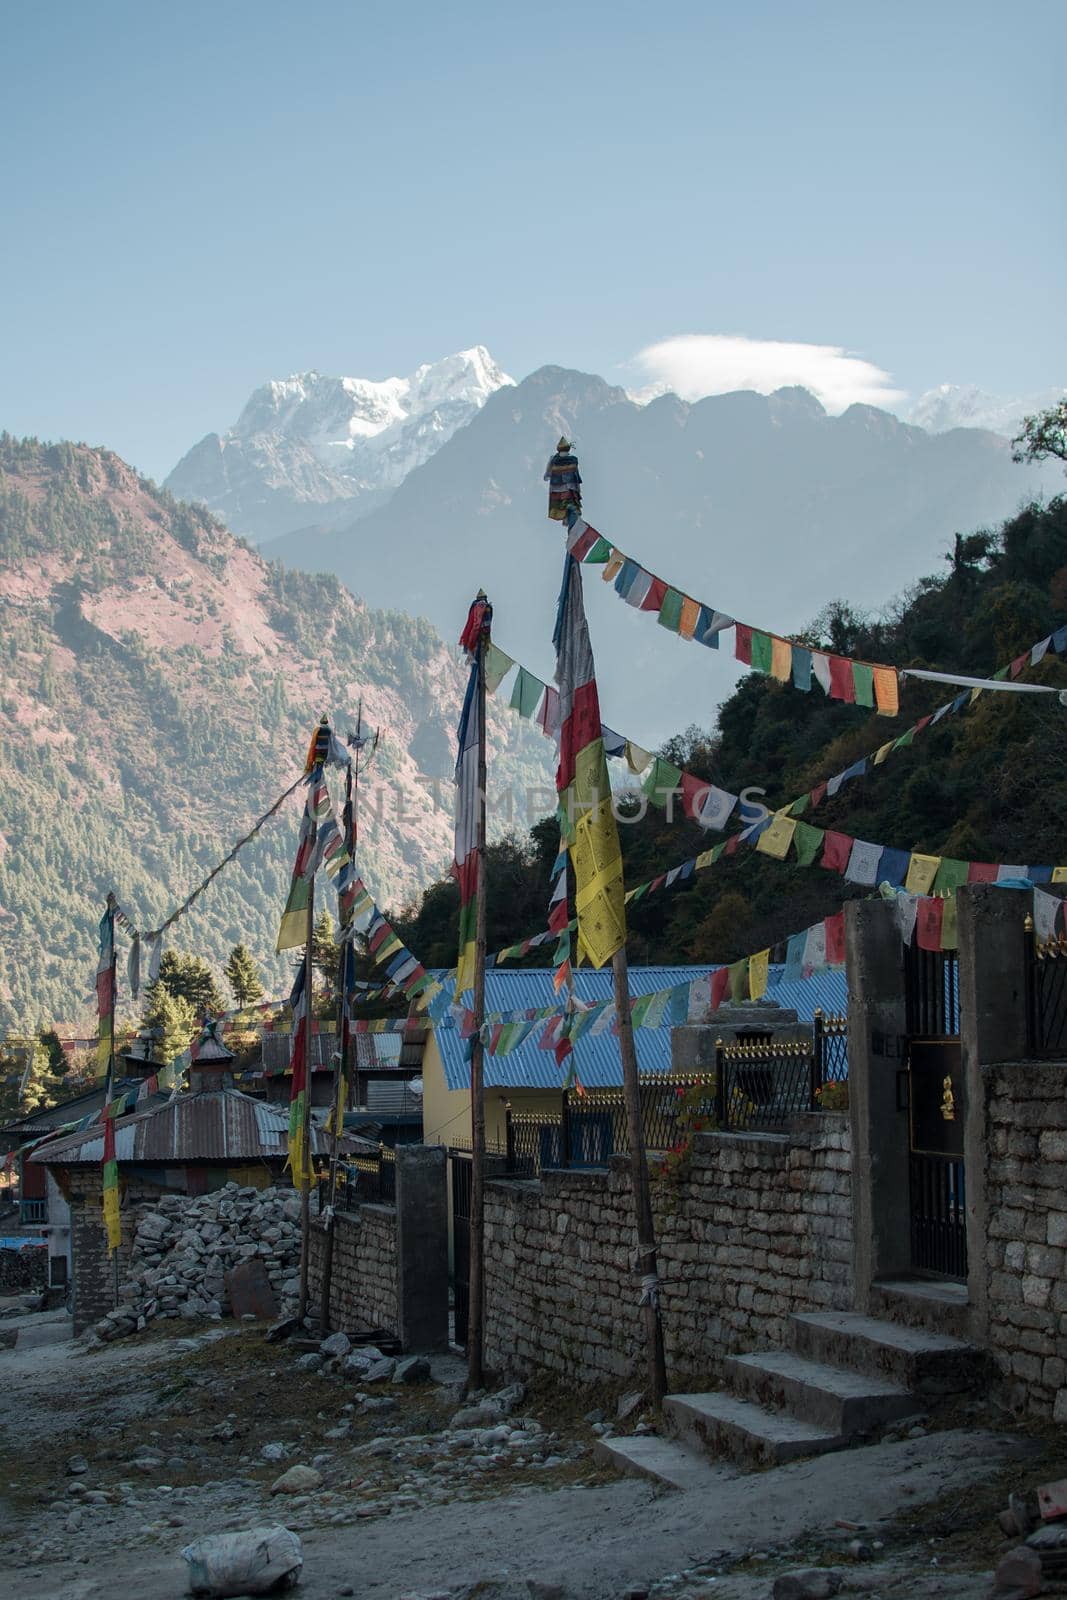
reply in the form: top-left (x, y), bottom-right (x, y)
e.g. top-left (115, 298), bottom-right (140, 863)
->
top-left (38, 1027), bottom-right (68, 1078)
top-left (225, 943), bottom-right (264, 1008)
top-left (142, 985), bottom-right (197, 1065)
top-left (152, 951), bottom-right (226, 1020)
top-left (311, 910), bottom-right (339, 994)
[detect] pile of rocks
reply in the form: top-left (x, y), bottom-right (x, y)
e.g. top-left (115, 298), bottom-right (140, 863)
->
top-left (94, 1183), bottom-right (309, 1342)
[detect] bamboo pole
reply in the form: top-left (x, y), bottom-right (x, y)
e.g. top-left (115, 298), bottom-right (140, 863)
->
top-left (613, 945), bottom-right (667, 1406)
top-left (466, 610), bottom-right (490, 1390)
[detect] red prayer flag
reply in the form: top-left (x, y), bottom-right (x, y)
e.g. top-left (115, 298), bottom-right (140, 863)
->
top-left (735, 624), bottom-right (753, 665)
top-left (967, 862), bottom-right (998, 883)
top-left (825, 911), bottom-right (846, 965)
top-left (679, 771), bottom-right (708, 822)
top-left (828, 656), bottom-right (856, 703)
top-left (821, 830), bottom-right (854, 873)
top-left (810, 783), bottom-right (827, 808)
top-left (1009, 652), bottom-right (1029, 679)
top-left (916, 897), bottom-right (945, 951)
top-left (640, 576), bottom-right (667, 613)
top-left (710, 967), bottom-right (730, 1009)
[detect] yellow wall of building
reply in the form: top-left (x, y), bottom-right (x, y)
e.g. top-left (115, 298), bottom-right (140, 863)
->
top-left (420, 1034), bottom-right (570, 1151)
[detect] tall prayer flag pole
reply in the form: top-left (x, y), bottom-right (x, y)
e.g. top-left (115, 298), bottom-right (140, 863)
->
top-left (548, 441), bottom-right (667, 1405)
top-left (99, 892), bottom-right (122, 1269)
top-left (456, 591), bottom-right (491, 1388)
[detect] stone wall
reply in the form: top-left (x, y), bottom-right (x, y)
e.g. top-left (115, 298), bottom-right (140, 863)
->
top-left (983, 1060), bottom-right (1067, 1420)
top-left (484, 1114), bottom-right (852, 1388)
top-left (309, 1204), bottom-right (398, 1337)
top-left (66, 1170), bottom-right (159, 1333)
top-left (0, 1243), bottom-right (47, 1291)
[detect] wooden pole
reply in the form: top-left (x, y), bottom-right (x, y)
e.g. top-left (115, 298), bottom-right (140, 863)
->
top-left (321, 724), bottom-right (359, 1331)
top-left (106, 891), bottom-right (119, 1308)
top-left (297, 864), bottom-right (316, 1321)
top-left (467, 612), bottom-right (490, 1390)
top-left (613, 944), bottom-right (668, 1406)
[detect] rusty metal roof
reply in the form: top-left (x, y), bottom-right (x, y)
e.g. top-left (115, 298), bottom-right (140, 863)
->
top-left (29, 1088), bottom-right (375, 1168)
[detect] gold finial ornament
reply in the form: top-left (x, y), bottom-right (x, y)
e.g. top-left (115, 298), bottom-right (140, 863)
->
top-left (940, 1076), bottom-right (956, 1122)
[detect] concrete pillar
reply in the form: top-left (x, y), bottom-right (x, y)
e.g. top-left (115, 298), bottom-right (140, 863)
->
top-left (395, 1145), bottom-right (449, 1353)
top-left (956, 883), bottom-right (1033, 1341)
top-left (845, 900), bottom-right (910, 1309)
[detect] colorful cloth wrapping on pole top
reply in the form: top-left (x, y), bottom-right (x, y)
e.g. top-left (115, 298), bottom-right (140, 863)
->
top-left (453, 649), bottom-right (480, 998)
top-left (276, 771), bottom-right (327, 952)
top-left (286, 962), bottom-right (310, 1189)
top-left (553, 545), bottom-right (626, 970)
top-left (545, 444), bottom-right (582, 521)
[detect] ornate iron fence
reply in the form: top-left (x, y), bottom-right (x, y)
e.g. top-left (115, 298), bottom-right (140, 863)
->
top-left (335, 1143), bottom-right (396, 1206)
top-left (1026, 923), bottom-right (1067, 1059)
top-left (500, 1072), bottom-right (718, 1178)
top-left (813, 1008), bottom-right (849, 1085)
top-left (714, 1036), bottom-right (818, 1132)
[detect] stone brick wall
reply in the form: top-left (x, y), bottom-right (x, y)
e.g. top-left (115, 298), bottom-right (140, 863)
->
top-left (67, 1170), bottom-right (161, 1333)
top-left (0, 1244), bottom-right (47, 1291)
top-left (484, 1114), bottom-right (852, 1388)
top-left (309, 1203), bottom-right (398, 1336)
top-left (983, 1061), bottom-right (1067, 1420)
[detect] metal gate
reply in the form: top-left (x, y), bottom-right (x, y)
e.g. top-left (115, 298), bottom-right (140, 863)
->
top-left (450, 1150), bottom-right (472, 1347)
top-left (904, 944), bottom-right (966, 1279)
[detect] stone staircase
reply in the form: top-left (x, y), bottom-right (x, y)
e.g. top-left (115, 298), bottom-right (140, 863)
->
top-left (596, 1306), bottom-right (987, 1486)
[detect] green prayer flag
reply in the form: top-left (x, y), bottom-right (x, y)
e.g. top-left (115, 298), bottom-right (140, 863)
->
top-left (789, 793), bottom-right (811, 817)
top-left (793, 821), bottom-right (825, 867)
top-left (933, 857), bottom-right (969, 894)
top-left (484, 643), bottom-right (514, 692)
top-left (941, 894), bottom-right (959, 950)
top-left (510, 666), bottom-right (543, 719)
top-left (586, 536), bottom-right (612, 563)
top-left (642, 757), bottom-right (683, 807)
top-left (728, 958), bottom-right (749, 1004)
top-left (751, 631), bottom-right (773, 674)
top-left (892, 727), bottom-right (916, 751)
top-left (852, 662), bottom-right (874, 708)
top-left (658, 587), bottom-right (684, 632)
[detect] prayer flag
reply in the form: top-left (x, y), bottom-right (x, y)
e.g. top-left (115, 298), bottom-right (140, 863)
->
top-left (453, 647), bottom-right (480, 997)
top-left (751, 631), bottom-right (773, 674)
top-left (770, 636), bottom-right (792, 682)
top-left (793, 821), bottom-right (825, 867)
top-left (825, 912), bottom-right (846, 966)
top-left (906, 854), bottom-right (941, 895)
top-left (821, 831), bottom-right (854, 874)
top-left (756, 813), bottom-right (797, 860)
top-left (916, 897), bottom-right (945, 951)
top-left (102, 1109), bottom-right (121, 1253)
top-left (749, 949), bottom-right (770, 999)
top-left (791, 646), bottom-right (812, 692)
top-left (553, 549), bottom-right (626, 969)
top-left (873, 668), bottom-right (899, 716)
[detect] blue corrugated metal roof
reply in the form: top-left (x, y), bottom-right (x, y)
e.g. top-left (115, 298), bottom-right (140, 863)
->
top-left (431, 965), bottom-right (848, 1091)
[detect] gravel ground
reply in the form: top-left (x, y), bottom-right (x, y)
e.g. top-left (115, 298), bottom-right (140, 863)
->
top-left (0, 1312), bottom-right (1052, 1600)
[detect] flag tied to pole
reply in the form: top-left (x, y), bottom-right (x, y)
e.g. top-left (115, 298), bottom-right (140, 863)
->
top-left (553, 540), bottom-right (626, 970)
top-left (286, 962), bottom-right (310, 1189)
top-left (453, 644), bottom-right (481, 998)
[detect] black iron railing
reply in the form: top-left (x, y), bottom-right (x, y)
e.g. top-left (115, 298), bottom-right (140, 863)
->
top-left (715, 1036), bottom-right (819, 1132)
top-left (334, 1143), bottom-right (396, 1207)
top-left (497, 1073), bottom-right (719, 1178)
top-left (904, 941), bottom-right (959, 1037)
top-left (1026, 924), bottom-right (1067, 1060)
top-left (813, 1008), bottom-right (849, 1085)
top-left (909, 1151), bottom-right (967, 1278)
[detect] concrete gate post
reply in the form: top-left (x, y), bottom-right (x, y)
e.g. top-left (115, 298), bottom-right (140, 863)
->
top-left (844, 900), bottom-right (910, 1309)
top-left (956, 882), bottom-right (1033, 1341)
top-left (395, 1145), bottom-right (450, 1353)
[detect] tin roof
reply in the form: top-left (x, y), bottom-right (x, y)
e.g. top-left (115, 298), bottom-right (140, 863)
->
top-left (432, 965), bottom-right (848, 1091)
top-left (29, 1087), bottom-right (375, 1168)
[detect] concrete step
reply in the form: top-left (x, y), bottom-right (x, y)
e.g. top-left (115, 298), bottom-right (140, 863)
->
top-left (593, 1433), bottom-right (726, 1490)
top-left (723, 1349), bottom-right (916, 1434)
top-left (867, 1278), bottom-right (971, 1342)
top-left (663, 1391), bottom-right (843, 1468)
top-left (789, 1310), bottom-right (985, 1396)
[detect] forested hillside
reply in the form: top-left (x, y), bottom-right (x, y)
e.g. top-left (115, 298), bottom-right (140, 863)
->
top-left (395, 495), bottom-right (1067, 968)
top-left (0, 437), bottom-right (548, 1033)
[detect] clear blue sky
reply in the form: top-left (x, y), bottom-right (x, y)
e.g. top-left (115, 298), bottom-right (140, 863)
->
top-left (2, 0), bottom-right (1063, 481)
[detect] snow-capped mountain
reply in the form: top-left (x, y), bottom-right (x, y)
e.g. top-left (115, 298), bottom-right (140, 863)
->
top-left (165, 346), bottom-right (513, 543)
top-left (908, 384), bottom-right (1066, 438)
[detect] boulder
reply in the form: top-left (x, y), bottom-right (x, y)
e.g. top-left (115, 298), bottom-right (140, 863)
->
top-left (320, 1331), bottom-right (351, 1360)
top-left (364, 1358), bottom-right (396, 1384)
top-left (395, 1356), bottom-right (432, 1385)
top-left (270, 1465), bottom-right (322, 1495)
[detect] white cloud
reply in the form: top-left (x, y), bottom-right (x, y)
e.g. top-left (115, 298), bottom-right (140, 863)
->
top-left (628, 334), bottom-right (906, 414)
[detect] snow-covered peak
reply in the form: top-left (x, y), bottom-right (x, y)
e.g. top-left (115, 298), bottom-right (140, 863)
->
top-left (908, 383), bottom-right (1066, 438)
top-left (166, 347), bottom-right (513, 542)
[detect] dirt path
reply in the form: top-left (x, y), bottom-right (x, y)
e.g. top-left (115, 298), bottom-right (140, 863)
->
top-left (0, 1318), bottom-right (1042, 1600)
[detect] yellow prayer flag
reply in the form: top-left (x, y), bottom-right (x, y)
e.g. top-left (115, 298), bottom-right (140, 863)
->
top-left (678, 597), bottom-right (701, 639)
top-left (695, 849), bottom-right (716, 870)
top-left (873, 741), bottom-right (894, 765)
top-left (572, 795), bottom-right (626, 969)
top-left (940, 895), bottom-right (959, 951)
top-left (102, 1187), bottom-right (122, 1253)
top-left (1053, 867), bottom-right (1067, 883)
top-left (756, 812), bottom-right (797, 861)
top-left (770, 637), bottom-right (792, 682)
top-left (905, 853), bottom-right (941, 895)
top-left (749, 949), bottom-right (770, 1000)
top-left (873, 668), bottom-right (899, 717)
top-left (625, 742), bottom-right (653, 774)
top-left (603, 552), bottom-right (624, 581)
top-left (276, 907), bottom-right (311, 953)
